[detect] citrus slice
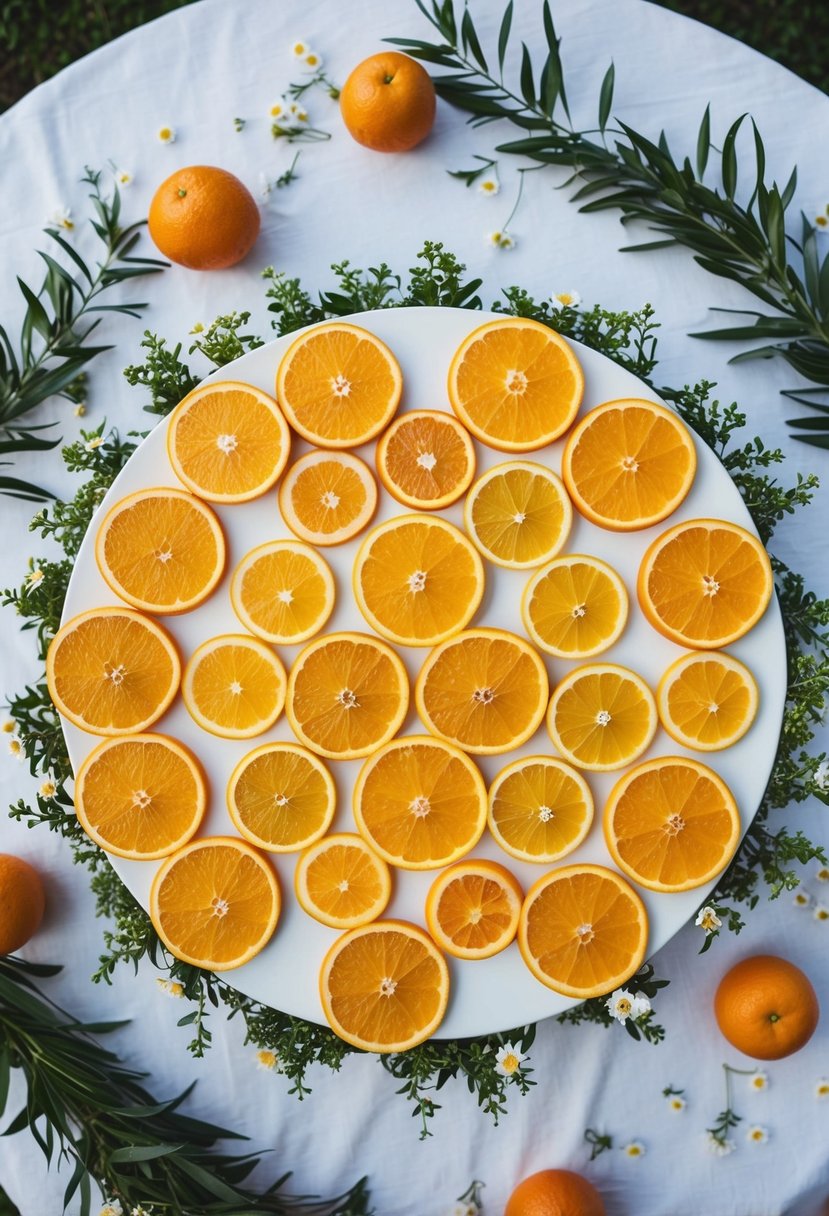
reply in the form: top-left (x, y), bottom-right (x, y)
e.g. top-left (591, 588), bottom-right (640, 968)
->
top-left (487, 756), bottom-right (594, 864)
top-left (167, 380), bottom-right (290, 503)
top-left (352, 735), bottom-right (487, 869)
top-left (227, 742), bottom-right (336, 852)
top-left (546, 663), bottom-right (657, 772)
top-left (286, 632), bottom-right (409, 760)
top-left (353, 515), bottom-right (485, 647)
top-left (463, 461), bottom-right (573, 569)
top-left (182, 635), bottom-right (286, 739)
top-left (75, 733), bottom-right (206, 860)
top-left (517, 863), bottom-right (648, 998)
top-left (425, 859), bottom-right (523, 960)
top-left (95, 488), bottom-right (226, 615)
top-left (276, 321), bottom-right (402, 448)
top-left (522, 554), bottom-right (629, 658)
top-left (319, 920), bottom-right (449, 1051)
top-left (46, 607), bottom-right (180, 736)
top-left (149, 836), bottom-right (280, 971)
top-left (295, 833), bottom-right (392, 929)
top-left (561, 398), bottom-right (697, 531)
top-left (230, 540), bottom-right (335, 645)
top-left (447, 317), bottom-right (584, 452)
top-left (637, 518), bottom-right (774, 649)
top-left (279, 450), bottom-right (378, 546)
top-left (415, 629), bottom-right (549, 755)
top-left (603, 756), bottom-right (741, 892)
top-left (376, 409), bottom-right (476, 510)
top-left (657, 651), bottom-right (759, 751)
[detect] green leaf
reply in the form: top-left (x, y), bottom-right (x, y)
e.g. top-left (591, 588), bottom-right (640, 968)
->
top-left (460, 8), bottom-right (487, 71)
top-left (818, 246), bottom-right (829, 315)
top-left (497, 0), bottom-right (513, 74)
top-left (696, 104), bottom-right (711, 179)
top-left (792, 432), bottom-right (829, 449)
top-left (17, 278), bottom-right (52, 342)
top-left (542, 0), bottom-right (570, 120)
top-left (519, 42), bottom-right (535, 108)
top-left (749, 118), bottom-right (766, 209)
top-left (720, 113), bottom-right (746, 200)
top-left (598, 63), bottom-right (614, 133)
top-left (108, 1142), bottom-right (184, 1163)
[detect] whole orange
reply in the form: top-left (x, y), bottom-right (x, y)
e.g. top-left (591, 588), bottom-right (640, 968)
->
top-left (714, 954), bottom-right (819, 1060)
top-left (0, 854), bottom-right (45, 954)
top-left (504, 1169), bottom-right (606, 1216)
top-left (340, 52), bottom-right (436, 152)
top-left (148, 166), bottom-right (260, 270)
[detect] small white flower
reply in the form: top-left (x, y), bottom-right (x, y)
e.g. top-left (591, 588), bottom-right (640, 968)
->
top-left (131, 1207), bottom-right (150, 1216)
top-left (113, 167), bottom-right (133, 187)
top-left (746, 1125), bottom-right (769, 1145)
top-left (749, 1071), bottom-right (769, 1092)
top-left (8, 737), bottom-right (24, 762)
top-left (706, 1133), bottom-right (736, 1157)
top-left (39, 777), bottom-right (57, 799)
top-left (27, 568), bottom-right (44, 588)
top-left (478, 176), bottom-right (500, 196)
top-left (666, 1094), bottom-right (686, 1112)
top-left (550, 289), bottom-right (582, 310)
top-left (47, 206), bottom-right (74, 230)
top-left (85, 436), bottom-right (104, 452)
top-left (302, 50), bottom-right (324, 71)
top-left (286, 100), bottom-right (309, 123)
top-left (793, 890), bottom-right (814, 909)
top-left (1, 720), bottom-right (15, 734)
top-left (269, 97), bottom-right (289, 120)
top-left (816, 866), bottom-right (829, 883)
top-left (814, 903), bottom-right (829, 922)
top-left (815, 1078), bottom-right (829, 1099)
top-left (98, 1204), bottom-right (123, 1216)
top-left (255, 1048), bottom-right (280, 1071)
top-left (817, 213), bottom-right (829, 230)
top-left (73, 403), bottom-right (86, 417)
top-left (290, 39), bottom-right (310, 58)
top-left (495, 1043), bottom-right (525, 1076)
top-left (695, 905), bottom-right (722, 934)
top-left (605, 988), bottom-right (649, 1023)
top-left (622, 1140), bottom-right (645, 1159)
top-left (156, 977), bottom-right (184, 998)
top-left (157, 125), bottom-right (176, 144)
top-left (486, 230), bottom-right (516, 250)
top-left (815, 759), bottom-right (829, 790)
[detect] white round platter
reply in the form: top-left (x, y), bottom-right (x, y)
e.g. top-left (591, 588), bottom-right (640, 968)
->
top-left (60, 306), bottom-right (787, 1039)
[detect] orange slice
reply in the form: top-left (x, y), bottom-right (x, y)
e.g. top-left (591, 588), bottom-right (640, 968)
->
top-left (46, 607), bottom-right (180, 736)
top-left (447, 317), bottom-right (584, 452)
top-left (319, 920), bottom-right (449, 1051)
top-left (75, 733), bottom-right (206, 860)
top-left (415, 628), bottom-right (549, 755)
top-left (637, 518), bottom-right (774, 649)
top-left (546, 663), bottom-right (657, 772)
top-left (230, 540), bottom-right (335, 645)
top-left (603, 756), bottom-right (741, 892)
top-left (376, 409), bottom-right (476, 510)
top-left (295, 833), bottom-right (392, 929)
top-left (353, 514), bottom-right (485, 647)
top-left (95, 488), bottom-right (226, 615)
top-left (276, 321), bottom-right (402, 448)
top-left (657, 651), bottom-right (759, 751)
top-left (463, 461), bottom-right (573, 569)
top-left (425, 859), bottom-right (523, 960)
top-left (149, 836), bottom-right (280, 971)
top-left (518, 863), bottom-right (648, 998)
top-left (227, 742), bottom-right (336, 852)
top-left (279, 450), bottom-right (378, 546)
top-left (182, 635), bottom-right (286, 739)
top-left (286, 632), bottom-right (409, 760)
top-left (167, 380), bottom-right (290, 503)
top-left (522, 554), bottom-right (629, 658)
top-left (487, 756), bottom-right (594, 864)
top-left (352, 735), bottom-right (487, 869)
top-left (562, 399), bottom-right (697, 531)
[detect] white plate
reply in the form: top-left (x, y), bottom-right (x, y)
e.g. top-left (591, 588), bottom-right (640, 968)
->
top-left (61, 307), bottom-right (787, 1039)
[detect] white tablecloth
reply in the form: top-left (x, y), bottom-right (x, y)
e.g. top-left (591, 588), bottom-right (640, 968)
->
top-left (1, 1), bottom-right (828, 1212)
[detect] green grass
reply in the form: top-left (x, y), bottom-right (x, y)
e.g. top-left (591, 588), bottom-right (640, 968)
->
top-left (0, 0), bottom-right (827, 112)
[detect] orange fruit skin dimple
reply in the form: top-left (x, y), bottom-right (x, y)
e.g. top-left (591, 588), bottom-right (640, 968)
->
top-left (148, 166), bottom-right (260, 270)
top-left (340, 52), bottom-right (436, 153)
top-left (714, 954), bottom-right (819, 1060)
top-left (0, 854), bottom-right (45, 954)
top-left (504, 1169), bottom-right (606, 1216)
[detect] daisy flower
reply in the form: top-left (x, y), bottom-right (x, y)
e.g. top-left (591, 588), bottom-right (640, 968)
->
top-left (156, 977), bottom-right (184, 998)
top-left (816, 207), bottom-right (829, 229)
top-left (706, 1133), bottom-right (735, 1157)
top-left (157, 125), bottom-right (177, 145)
top-left (622, 1140), bottom-right (645, 1159)
top-left (8, 737), bottom-right (24, 762)
top-left (746, 1125), bottom-right (769, 1145)
top-left (495, 1043), bottom-right (525, 1076)
top-left (551, 290), bottom-right (582, 310)
top-left (27, 568), bottom-right (44, 588)
top-left (448, 1206), bottom-right (477, 1216)
top-left (290, 39), bottom-right (310, 58)
top-left (793, 890), bottom-right (814, 909)
top-left (814, 904), bottom-right (829, 922)
top-left (1, 720), bottom-right (15, 734)
top-left (269, 97), bottom-right (290, 121)
top-left (695, 905), bottom-right (722, 934)
top-left (98, 1204), bottom-right (123, 1216)
top-left (73, 403), bottom-right (86, 417)
top-left (816, 866), bottom-right (829, 882)
top-left (255, 1048), bottom-right (279, 1071)
top-left (815, 1078), bottom-right (829, 1099)
top-left (39, 776), bottom-right (57, 799)
top-left (47, 206), bottom-right (74, 230)
top-left (486, 230), bottom-right (516, 250)
top-left (815, 759), bottom-right (829, 790)
top-left (478, 176), bottom-right (500, 196)
top-left (605, 988), bottom-right (650, 1023)
top-left (85, 436), bottom-right (104, 452)
top-left (666, 1094), bottom-right (687, 1112)
top-left (749, 1071), bottom-right (769, 1092)
top-left (301, 50), bottom-right (324, 71)
top-left (112, 167), bottom-right (134, 188)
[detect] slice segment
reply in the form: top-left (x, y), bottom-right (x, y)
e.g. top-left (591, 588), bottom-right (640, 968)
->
top-left (46, 607), bottom-right (180, 736)
top-left (353, 514), bottom-right (485, 647)
top-left (279, 450), bottom-right (378, 546)
top-left (657, 651), bottom-right (759, 751)
top-left (522, 554), bottom-right (629, 658)
top-left (353, 735), bottom-right (487, 869)
top-left (562, 398), bottom-right (696, 531)
top-left (276, 321), bottom-right (402, 448)
top-left (95, 488), bottom-right (225, 615)
top-left (425, 859), bottom-right (523, 960)
top-left (227, 742), bottom-right (336, 852)
top-left (546, 663), bottom-right (657, 772)
top-left (518, 863), bottom-right (648, 998)
top-left (230, 540), bottom-right (335, 645)
top-left (637, 518), bottom-right (774, 649)
top-left (75, 733), bottom-right (206, 860)
top-left (319, 920), bottom-right (450, 1051)
top-left (487, 756), bottom-right (594, 864)
top-left (295, 833), bottom-right (392, 929)
top-left (603, 756), bottom-right (741, 892)
top-left (182, 635), bottom-right (286, 739)
top-left (376, 409), bottom-right (476, 510)
top-left (167, 380), bottom-right (290, 503)
top-left (150, 836), bottom-right (280, 971)
top-left (448, 317), bottom-right (584, 451)
top-left (464, 461), bottom-right (573, 569)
